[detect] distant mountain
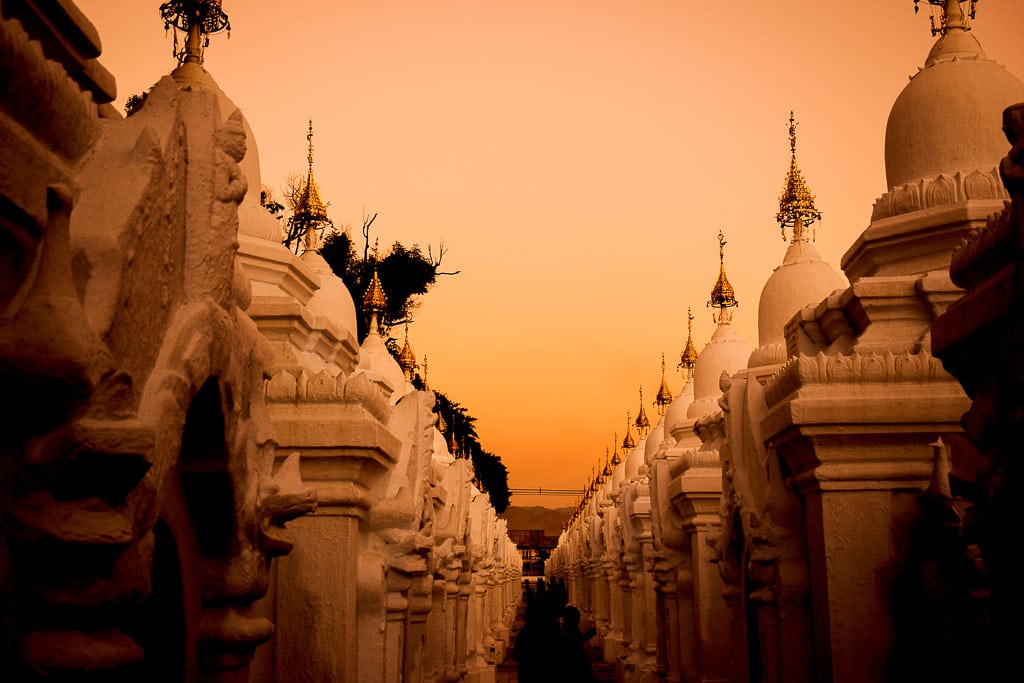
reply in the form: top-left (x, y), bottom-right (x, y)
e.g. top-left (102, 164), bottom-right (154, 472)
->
top-left (500, 506), bottom-right (572, 537)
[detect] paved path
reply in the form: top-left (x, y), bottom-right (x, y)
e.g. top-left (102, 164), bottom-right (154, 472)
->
top-left (497, 598), bottom-right (616, 683)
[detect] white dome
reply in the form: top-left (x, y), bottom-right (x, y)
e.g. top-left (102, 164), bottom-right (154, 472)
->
top-left (432, 428), bottom-right (454, 464)
top-left (664, 379), bottom-right (694, 442)
top-left (885, 26), bottom-right (1024, 190)
top-left (688, 323), bottom-right (751, 419)
top-left (643, 418), bottom-right (665, 466)
top-left (751, 241), bottom-right (845, 367)
top-left (301, 252), bottom-right (359, 338)
top-left (356, 325), bottom-right (405, 395)
top-left (167, 63), bottom-right (281, 242)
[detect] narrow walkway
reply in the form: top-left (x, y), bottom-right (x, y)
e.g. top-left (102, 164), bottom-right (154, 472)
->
top-left (497, 595), bottom-right (616, 683)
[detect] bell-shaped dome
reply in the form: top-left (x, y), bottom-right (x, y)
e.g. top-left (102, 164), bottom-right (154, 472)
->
top-left (301, 252), bottom-right (359, 339)
top-left (356, 324), bottom-right (404, 396)
top-left (751, 241), bottom-right (845, 367)
top-left (664, 379), bottom-right (694, 443)
top-left (688, 323), bottom-right (752, 420)
top-left (643, 417), bottom-right (665, 466)
top-left (885, 17), bottom-right (1024, 190)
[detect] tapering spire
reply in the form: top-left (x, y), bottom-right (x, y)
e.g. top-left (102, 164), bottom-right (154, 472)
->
top-left (285, 120), bottom-right (332, 253)
top-left (296, 121), bottom-right (328, 222)
top-left (655, 354), bottom-right (673, 414)
top-left (437, 409), bottom-right (447, 434)
top-left (601, 449), bottom-right (613, 479)
top-left (362, 269), bottom-right (388, 334)
top-left (708, 231), bottom-right (739, 324)
top-left (422, 355), bottom-right (429, 390)
top-left (160, 1), bottom-right (231, 66)
top-left (622, 413), bottom-right (636, 450)
top-left (678, 307), bottom-right (699, 380)
top-left (398, 323), bottom-right (417, 380)
top-left (611, 436), bottom-right (622, 466)
top-left (776, 112), bottom-right (821, 243)
top-left (914, 1), bottom-right (975, 36)
top-left (635, 387), bottom-right (651, 434)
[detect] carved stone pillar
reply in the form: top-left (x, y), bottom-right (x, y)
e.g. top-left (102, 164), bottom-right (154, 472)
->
top-left (762, 351), bottom-right (969, 683)
top-left (669, 444), bottom-right (732, 683)
top-left (267, 395), bottom-right (400, 682)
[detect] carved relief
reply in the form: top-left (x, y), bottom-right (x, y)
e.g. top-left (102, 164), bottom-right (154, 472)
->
top-left (871, 168), bottom-right (1007, 221)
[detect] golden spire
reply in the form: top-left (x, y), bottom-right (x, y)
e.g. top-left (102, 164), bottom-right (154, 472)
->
top-left (296, 121), bottom-right (329, 221)
top-left (611, 436), bottom-right (621, 466)
top-left (284, 121), bottom-right (332, 254)
top-left (776, 112), bottom-right (821, 243)
top-left (914, 1), bottom-right (974, 36)
top-left (362, 269), bottom-right (388, 333)
top-left (655, 354), bottom-right (673, 414)
top-left (448, 429), bottom-right (459, 457)
top-left (708, 231), bottom-right (739, 324)
top-left (422, 355), bottom-right (429, 390)
top-left (601, 449), bottom-right (613, 479)
top-left (437, 409), bottom-right (447, 434)
top-left (622, 413), bottom-right (636, 450)
top-left (398, 323), bottom-right (417, 380)
top-left (160, 1), bottom-right (231, 66)
top-left (635, 386), bottom-right (651, 434)
top-left (678, 307), bottom-right (699, 380)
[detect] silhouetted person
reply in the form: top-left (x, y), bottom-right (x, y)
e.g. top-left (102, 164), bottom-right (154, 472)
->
top-left (512, 599), bottom-right (560, 682)
top-left (557, 605), bottom-right (596, 682)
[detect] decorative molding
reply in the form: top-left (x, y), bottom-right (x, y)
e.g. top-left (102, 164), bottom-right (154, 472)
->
top-left (870, 168), bottom-right (1007, 221)
top-left (765, 350), bottom-right (951, 408)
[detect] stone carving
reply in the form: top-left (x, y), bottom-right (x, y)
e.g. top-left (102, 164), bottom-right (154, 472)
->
top-left (765, 350), bottom-right (950, 407)
top-left (871, 168), bottom-right (1007, 221)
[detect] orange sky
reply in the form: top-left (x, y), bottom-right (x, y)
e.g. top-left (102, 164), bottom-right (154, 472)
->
top-left (76, 0), bottom-right (1024, 508)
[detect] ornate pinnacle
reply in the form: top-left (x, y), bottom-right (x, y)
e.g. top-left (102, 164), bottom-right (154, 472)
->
top-left (622, 413), bottom-right (636, 450)
top-left (655, 353), bottom-right (673, 413)
top-left (708, 231), bottom-right (739, 324)
top-left (914, 1), bottom-right (974, 36)
top-left (295, 121), bottom-right (328, 223)
top-left (422, 355), bottom-right (429, 390)
top-left (635, 387), bottom-right (651, 433)
top-left (362, 269), bottom-right (388, 332)
top-left (398, 323), bottom-right (417, 380)
top-left (776, 112), bottom-right (821, 242)
top-left (159, 1), bottom-right (231, 65)
top-left (678, 307), bottom-right (699, 378)
top-left (286, 121), bottom-right (332, 254)
top-left (611, 436), bottom-right (621, 466)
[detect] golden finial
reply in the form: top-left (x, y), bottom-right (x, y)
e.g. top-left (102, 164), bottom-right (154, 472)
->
top-left (362, 269), bottom-right (388, 333)
top-left (707, 231), bottom-right (739, 324)
top-left (914, 1), bottom-right (974, 36)
top-left (160, 1), bottom-right (231, 65)
top-left (776, 112), bottom-right (821, 243)
top-left (622, 412), bottom-right (637, 450)
top-left (655, 354), bottom-right (673, 414)
top-left (678, 307), bottom-right (699, 380)
top-left (422, 355), bottom-right (429, 390)
top-left (398, 323), bottom-right (417, 380)
top-left (437, 409), bottom-right (447, 434)
top-left (635, 386), bottom-right (651, 434)
top-left (287, 121), bottom-right (332, 253)
top-left (611, 436), bottom-right (621, 466)
top-left (601, 449), bottom-right (612, 479)
top-left (448, 429), bottom-right (459, 457)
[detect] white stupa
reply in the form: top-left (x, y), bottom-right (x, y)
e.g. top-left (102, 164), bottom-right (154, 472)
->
top-left (688, 232), bottom-right (753, 419)
top-left (749, 113), bottom-right (846, 368)
top-left (356, 270), bottom-right (406, 397)
top-left (885, 0), bottom-right (1024, 193)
